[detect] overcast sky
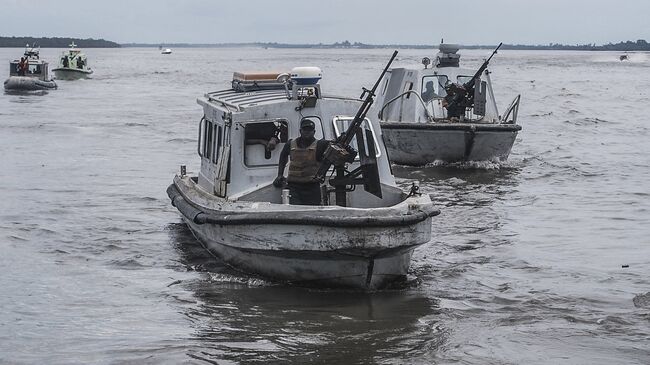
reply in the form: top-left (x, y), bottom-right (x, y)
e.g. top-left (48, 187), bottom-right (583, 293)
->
top-left (1, 0), bottom-right (649, 45)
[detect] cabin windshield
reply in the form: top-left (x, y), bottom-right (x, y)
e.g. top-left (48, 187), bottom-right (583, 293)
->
top-left (421, 75), bottom-right (449, 102)
top-left (457, 75), bottom-right (476, 85)
top-left (332, 117), bottom-right (381, 158)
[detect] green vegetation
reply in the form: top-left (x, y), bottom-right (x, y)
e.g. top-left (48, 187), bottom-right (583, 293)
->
top-left (0, 36), bottom-right (120, 48)
top-left (495, 39), bottom-right (650, 51)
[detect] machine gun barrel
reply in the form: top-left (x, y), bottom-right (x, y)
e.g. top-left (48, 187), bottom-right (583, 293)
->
top-left (315, 50), bottom-right (398, 181)
top-left (446, 42), bottom-right (502, 114)
top-left (462, 42), bottom-right (502, 90)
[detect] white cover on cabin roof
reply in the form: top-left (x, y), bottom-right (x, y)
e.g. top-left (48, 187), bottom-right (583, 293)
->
top-left (205, 89), bottom-right (288, 110)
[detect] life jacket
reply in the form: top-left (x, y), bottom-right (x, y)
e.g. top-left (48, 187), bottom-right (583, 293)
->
top-left (288, 139), bottom-right (318, 183)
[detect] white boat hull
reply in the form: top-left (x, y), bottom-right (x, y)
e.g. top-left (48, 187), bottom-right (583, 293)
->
top-left (4, 76), bottom-right (57, 91)
top-left (381, 122), bottom-right (521, 165)
top-left (185, 218), bottom-right (421, 289)
top-left (168, 177), bottom-right (437, 290)
top-left (53, 68), bottom-right (92, 80)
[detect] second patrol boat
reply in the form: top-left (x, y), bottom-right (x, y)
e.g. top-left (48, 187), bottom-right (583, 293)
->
top-left (374, 43), bottom-right (522, 166)
top-left (52, 42), bottom-right (93, 80)
top-left (167, 53), bottom-right (439, 290)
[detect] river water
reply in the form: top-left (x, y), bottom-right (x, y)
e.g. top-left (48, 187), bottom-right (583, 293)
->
top-left (1, 47), bottom-right (649, 364)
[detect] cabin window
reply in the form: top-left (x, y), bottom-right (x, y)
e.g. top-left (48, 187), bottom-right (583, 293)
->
top-left (332, 117), bottom-right (381, 159)
top-left (243, 120), bottom-right (289, 167)
top-left (198, 117), bottom-right (206, 158)
top-left (212, 125), bottom-right (222, 163)
top-left (28, 64), bottom-right (42, 75)
top-left (198, 117), bottom-right (218, 160)
top-left (421, 75), bottom-right (449, 102)
top-left (457, 75), bottom-right (476, 86)
top-left (204, 121), bottom-right (214, 158)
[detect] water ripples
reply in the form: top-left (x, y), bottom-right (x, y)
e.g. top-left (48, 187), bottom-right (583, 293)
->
top-left (1, 48), bottom-right (649, 364)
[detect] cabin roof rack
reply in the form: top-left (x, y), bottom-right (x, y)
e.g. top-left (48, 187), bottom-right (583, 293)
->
top-left (231, 71), bottom-right (288, 92)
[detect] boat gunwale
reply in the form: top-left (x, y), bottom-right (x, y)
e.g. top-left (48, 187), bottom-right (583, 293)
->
top-left (380, 121), bottom-right (522, 132)
top-left (52, 67), bottom-right (93, 74)
top-left (168, 178), bottom-right (439, 228)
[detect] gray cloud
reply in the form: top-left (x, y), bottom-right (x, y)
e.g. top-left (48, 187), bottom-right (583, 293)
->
top-left (1, 0), bottom-right (648, 44)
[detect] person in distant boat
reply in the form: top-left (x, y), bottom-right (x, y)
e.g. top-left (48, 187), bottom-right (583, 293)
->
top-left (62, 55), bottom-right (69, 68)
top-left (442, 83), bottom-right (467, 119)
top-left (18, 57), bottom-right (27, 76)
top-left (421, 80), bottom-right (436, 103)
top-left (273, 118), bottom-right (329, 205)
top-left (77, 58), bottom-right (84, 69)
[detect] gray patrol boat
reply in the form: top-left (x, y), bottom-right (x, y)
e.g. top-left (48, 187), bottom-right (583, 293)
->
top-left (167, 54), bottom-right (439, 290)
top-left (374, 43), bottom-right (521, 166)
top-left (4, 45), bottom-right (57, 91)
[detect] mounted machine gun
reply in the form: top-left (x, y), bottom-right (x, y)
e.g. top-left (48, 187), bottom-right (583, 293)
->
top-left (444, 42), bottom-right (502, 118)
top-left (315, 50), bottom-right (398, 206)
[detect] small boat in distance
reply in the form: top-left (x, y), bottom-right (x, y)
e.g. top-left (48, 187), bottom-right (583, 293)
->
top-left (161, 48), bottom-right (172, 54)
top-left (374, 43), bottom-right (522, 166)
top-left (4, 44), bottom-right (57, 91)
top-left (619, 54), bottom-right (629, 61)
top-left (52, 42), bottom-right (93, 80)
top-left (167, 54), bottom-right (439, 290)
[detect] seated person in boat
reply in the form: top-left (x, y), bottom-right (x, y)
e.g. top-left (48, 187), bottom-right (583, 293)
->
top-left (273, 118), bottom-right (329, 205)
top-left (245, 121), bottom-right (286, 158)
top-left (421, 81), bottom-right (436, 103)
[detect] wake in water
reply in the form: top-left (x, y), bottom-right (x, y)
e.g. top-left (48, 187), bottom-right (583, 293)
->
top-left (423, 159), bottom-right (518, 170)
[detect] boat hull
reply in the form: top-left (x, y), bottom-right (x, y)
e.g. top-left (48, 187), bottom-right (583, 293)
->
top-left (53, 68), bottom-right (92, 80)
top-left (168, 178), bottom-right (437, 290)
top-left (381, 122), bottom-right (522, 166)
top-left (4, 76), bottom-right (57, 91)
top-left (185, 218), bottom-right (420, 289)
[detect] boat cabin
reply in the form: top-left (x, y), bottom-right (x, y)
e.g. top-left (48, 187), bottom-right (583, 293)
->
top-left (9, 61), bottom-right (49, 78)
top-left (376, 44), bottom-right (517, 124)
top-left (57, 43), bottom-right (89, 69)
top-left (9, 47), bottom-right (50, 81)
top-left (194, 67), bottom-right (402, 208)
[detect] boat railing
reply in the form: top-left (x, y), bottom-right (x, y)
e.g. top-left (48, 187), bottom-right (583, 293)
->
top-left (379, 90), bottom-right (434, 122)
top-left (501, 94), bottom-right (521, 124)
top-left (206, 94), bottom-right (241, 112)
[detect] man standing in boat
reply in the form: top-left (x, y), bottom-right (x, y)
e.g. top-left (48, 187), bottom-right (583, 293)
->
top-left (273, 118), bottom-right (329, 205)
top-left (17, 57), bottom-right (27, 76)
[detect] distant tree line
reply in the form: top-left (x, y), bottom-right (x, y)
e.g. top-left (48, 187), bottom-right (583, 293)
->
top-left (0, 36), bottom-right (120, 48)
top-left (122, 39), bottom-right (650, 51)
top-left (490, 39), bottom-right (650, 51)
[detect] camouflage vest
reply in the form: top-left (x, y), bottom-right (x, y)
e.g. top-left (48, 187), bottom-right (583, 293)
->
top-left (288, 139), bottom-right (318, 183)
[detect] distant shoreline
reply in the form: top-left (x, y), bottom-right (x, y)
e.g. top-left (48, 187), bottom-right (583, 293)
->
top-left (124, 40), bottom-right (650, 51)
top-left (0, 37), bottom-right (119, 48)
top-left (2, 37), bottom-right (649, 51)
